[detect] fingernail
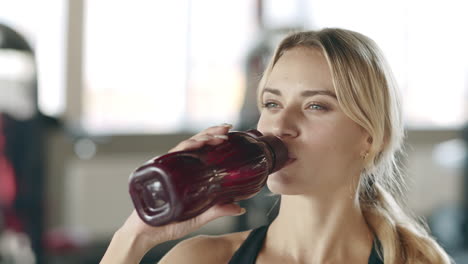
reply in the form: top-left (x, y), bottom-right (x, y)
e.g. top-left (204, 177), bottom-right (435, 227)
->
top-left (221, 123), bottom-right (233, 128)
top-left (234, 208), bottom-right (246, 216)
top-left (195, 135), bottom-right (211, 141)
top-left (213, 135), bottom-right (228, 140)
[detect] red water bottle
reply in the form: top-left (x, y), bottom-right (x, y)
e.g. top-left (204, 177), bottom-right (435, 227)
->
top-left (129, 129), bottom-right (289, 226)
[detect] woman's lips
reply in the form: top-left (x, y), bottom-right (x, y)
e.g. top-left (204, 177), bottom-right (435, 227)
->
top-left (284, 157), bottom-right (297, 167)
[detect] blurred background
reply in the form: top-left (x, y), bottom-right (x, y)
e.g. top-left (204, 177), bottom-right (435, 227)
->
top-left (0, 0), bottom-right (467, 263)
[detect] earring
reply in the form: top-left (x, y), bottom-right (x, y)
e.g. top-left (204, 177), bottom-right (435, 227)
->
top-left (361, 152), bottom-right (369, 160)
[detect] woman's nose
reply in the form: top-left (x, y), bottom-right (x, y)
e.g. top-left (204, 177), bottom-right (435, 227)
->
top-left (271, 111), bottom-right (299, 139)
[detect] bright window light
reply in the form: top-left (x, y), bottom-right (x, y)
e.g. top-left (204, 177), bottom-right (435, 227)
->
top-left (0, 0), bottom-right (67, 118)
top-left (306, 0), bottom-right (467, 128)
top-left (83, 0), bottom-right (255, 134)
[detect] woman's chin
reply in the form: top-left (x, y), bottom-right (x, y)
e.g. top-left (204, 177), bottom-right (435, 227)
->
top-left (266, 172), bottom-right (300, 195)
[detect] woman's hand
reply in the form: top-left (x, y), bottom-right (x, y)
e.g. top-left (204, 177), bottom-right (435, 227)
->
top-left (100, 124), bottom-right (246, 264)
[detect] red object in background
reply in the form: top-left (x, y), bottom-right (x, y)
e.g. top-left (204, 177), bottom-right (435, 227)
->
top-left (129, 129), bottom-right (289, 226)
top-left (44, 229), bottom-right (85, 254)
top-left (0, 116), bottom-right (16, 208)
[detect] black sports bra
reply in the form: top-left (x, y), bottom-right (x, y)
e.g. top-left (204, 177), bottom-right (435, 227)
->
top-left (228, 224), bottom-right (383, 264)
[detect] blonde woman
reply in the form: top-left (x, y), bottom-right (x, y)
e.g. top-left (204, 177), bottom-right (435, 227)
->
top-left (101, 28), bottom-right (453, 264)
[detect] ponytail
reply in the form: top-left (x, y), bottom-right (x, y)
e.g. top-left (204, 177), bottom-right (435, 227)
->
top-left (362, 183), bottom-right (453, 264)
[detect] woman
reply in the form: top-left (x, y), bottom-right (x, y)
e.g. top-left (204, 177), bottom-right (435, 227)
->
top-left (101, 28), bottom-right (453, 264)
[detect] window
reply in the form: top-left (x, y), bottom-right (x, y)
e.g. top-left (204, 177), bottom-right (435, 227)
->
top-left (82, 0), bottom-right (467, 134)
top-left (306, 0), bottom-right (467, 128)
top-left (0, 0), bottom-right (67, 118)
top-left (84, 0), bottom-right (255, 134)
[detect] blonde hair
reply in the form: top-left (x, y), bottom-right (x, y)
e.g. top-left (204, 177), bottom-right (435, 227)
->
top-left (257, 28), bottom-right (453, 264)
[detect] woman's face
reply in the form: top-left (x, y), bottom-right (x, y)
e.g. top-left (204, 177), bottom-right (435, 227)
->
top-left (257, 47), bottom-right (370, 196)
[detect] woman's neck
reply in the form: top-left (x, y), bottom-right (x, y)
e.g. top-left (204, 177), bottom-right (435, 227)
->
top-left (265, 191), bottom-right (374, 263)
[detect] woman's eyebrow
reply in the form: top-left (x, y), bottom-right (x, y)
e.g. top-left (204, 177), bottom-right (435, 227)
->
top-left (262, 88), bottom-right (281, 96)
top-left (300, 90), bottom-right (337, 99)
top-left (262, 87), bottom-right (337, 99)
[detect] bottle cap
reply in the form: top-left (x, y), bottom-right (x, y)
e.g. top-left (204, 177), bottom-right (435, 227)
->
top-left (258, 135), bottom-right (289, 173)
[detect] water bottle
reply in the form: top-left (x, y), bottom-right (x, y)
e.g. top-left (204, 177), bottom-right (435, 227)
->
top-left (129, 129), bottom-right (289, 226)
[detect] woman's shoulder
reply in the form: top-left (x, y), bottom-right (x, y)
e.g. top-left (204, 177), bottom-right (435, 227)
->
top-left (158, 229), bottom-right (252, 264)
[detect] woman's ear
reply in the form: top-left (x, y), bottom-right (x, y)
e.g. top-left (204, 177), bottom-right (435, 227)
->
top-left (360, 133), bottom-right (373, 156)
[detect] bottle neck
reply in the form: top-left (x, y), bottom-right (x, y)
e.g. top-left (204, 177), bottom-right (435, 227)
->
top-left (257, 135), bottom-right (288, 173)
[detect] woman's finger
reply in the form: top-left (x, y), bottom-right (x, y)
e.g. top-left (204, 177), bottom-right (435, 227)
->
top-left (163, 203), bottom-right (246, 240)
top-left (169, 138), bottom-right (205, 152)
top-left (169, 124), bottom-right (233, 152)
top-left (190, 123), bottom-right (232, 139)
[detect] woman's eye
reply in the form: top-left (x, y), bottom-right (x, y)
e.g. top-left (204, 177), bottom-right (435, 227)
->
top-left (262, 102), bottom-right (279, 109)
top-left (307, 103), bottom-right (328, 111)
